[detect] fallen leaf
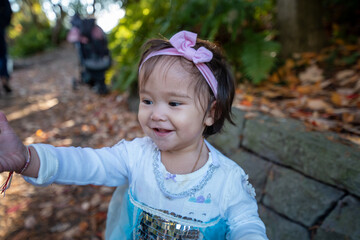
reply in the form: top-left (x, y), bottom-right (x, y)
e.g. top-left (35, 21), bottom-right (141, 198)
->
top-left (301, 52), bottom-right (317, 60)
top-left (268, 72), bottom-right (280, 83)
top-left (298, 82), bottom-right (323, 95)
top-left (343, 124), bottom-right (360, 135)
top-left (286, 73), bottom-right (300, 86)
top-left (331, 92), bottom-right (344, 106)
top-left (347, 93), bottom-right (359, 100)
top-left (244, 112), bottom-right (259, 119)
top-left (345, 44), bottom-right (358, 51)
top-left (269, 108), bottom-right (286, 118)
top-left (306, 118), bottom-right (337, 130)
top-left (285, 59), bottom-right (295, 69)
top-left (50, 223), bottom-right (71, 233)
top-left (306, 99), bottom-right (333, 111)
top-left (35, 129), bottom-right (45, 137)
top-left (342, 113), bottom-right (355, 123)
top-left (95, 211), bottom-right (107, 222)
top-left (335, 69), bottom-right (356, 80)
top-left (240, 100), bottom-right (253, 107)
top-left (299, 65), bottom-right (324, 83)
top-left (78, 221), bottom-right (89, 232)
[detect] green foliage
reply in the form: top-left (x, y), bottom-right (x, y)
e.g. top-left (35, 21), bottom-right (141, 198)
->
top-left (108, 0), bottom-right (280, 91)
top-left (108, 0), bottom-right (172, 92)
top-left (9, 24), bottom-right (53, 57)
top-left (341, 52), bottom-right (360, 65)
top-left (8, 1), bottom-right (56, 57)
top-left (240, 30), bottom-right (280, 84)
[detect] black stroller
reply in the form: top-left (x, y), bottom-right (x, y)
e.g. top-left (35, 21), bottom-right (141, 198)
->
top-left (68, 15), bottom-right (111, 95)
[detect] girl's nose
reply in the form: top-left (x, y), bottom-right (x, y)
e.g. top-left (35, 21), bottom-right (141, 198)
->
top-left (150, 105), bottom-right (167, 121)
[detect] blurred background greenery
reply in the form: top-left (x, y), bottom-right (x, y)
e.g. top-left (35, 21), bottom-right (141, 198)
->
top-left (6, 0), bottom-right (360, 92)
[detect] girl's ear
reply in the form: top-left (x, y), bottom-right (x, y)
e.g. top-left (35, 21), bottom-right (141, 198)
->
top-left (204, 101), bottom-right (216, 127)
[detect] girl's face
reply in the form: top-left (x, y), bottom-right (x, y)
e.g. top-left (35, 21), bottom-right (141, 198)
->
top-left (138, 60), bottom-right (214, 153)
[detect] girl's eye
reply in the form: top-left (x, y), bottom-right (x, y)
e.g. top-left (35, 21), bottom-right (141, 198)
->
top-left (169, 102), bottom-right (181, 107)
top-left (142, 99), bottom-right (153, 105)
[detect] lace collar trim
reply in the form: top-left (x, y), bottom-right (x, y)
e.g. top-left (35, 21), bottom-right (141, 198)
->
top-left (152, 147), bottom-right (218, 199)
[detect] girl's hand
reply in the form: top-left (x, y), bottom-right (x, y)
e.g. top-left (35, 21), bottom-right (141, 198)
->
top-left (0, 111), bottom-right (28, 173)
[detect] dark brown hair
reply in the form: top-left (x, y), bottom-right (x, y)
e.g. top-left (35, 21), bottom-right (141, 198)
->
top-left (138, 35), bottom-right (235, 137)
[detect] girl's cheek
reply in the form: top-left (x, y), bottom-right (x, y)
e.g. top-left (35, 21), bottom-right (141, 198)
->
top-left (138, 106), bottom-right (152, 123)
top-left (137, 108), bottom-right (146, 124)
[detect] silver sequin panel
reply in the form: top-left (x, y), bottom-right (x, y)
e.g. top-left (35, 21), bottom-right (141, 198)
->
top-left (135, 211), bottom-right (203, 240)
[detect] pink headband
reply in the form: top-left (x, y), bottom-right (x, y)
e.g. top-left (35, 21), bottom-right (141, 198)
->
top-left (139, 30), bottom-right (218, 98)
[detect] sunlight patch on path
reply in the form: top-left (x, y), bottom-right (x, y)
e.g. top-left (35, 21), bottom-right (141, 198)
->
top-left (7, 98), bottom-right (59, 122)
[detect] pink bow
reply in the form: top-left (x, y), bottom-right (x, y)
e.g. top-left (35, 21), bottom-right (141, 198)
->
top-left (139, 30), bottom-right (218, 97)
top-left (169, 31), bottom-right (213, 64)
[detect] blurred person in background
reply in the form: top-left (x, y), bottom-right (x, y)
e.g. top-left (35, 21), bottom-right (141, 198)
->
top-left (0, 0), bottom-right (12, 94)
top-left (68, 13), bottom-right (111, 95)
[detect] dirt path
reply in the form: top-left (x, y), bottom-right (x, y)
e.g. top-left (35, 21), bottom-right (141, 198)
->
top-left (0, 44), bottom-right (143, 239)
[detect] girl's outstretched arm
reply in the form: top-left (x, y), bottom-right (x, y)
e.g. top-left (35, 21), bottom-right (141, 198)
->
top-left (0, 111), bottom-right (40, 178)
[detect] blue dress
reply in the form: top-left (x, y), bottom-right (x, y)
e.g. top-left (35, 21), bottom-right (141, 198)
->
top-left (106, 187), bottom-right (228, 239)
top-left (25, 137), bottom-right (268, 239)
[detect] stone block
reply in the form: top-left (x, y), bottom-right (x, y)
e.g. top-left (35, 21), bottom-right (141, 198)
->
top-left (230, 150), bottom-right (272, 201)
top-left (263, 166), bottom-right (344, 226)
top-left (314, 196), bottom-right (360, 240)
top-left (242, 113), bottom-right (360, 197)
top-left (207, 108), bottom-right (245, 156)
top-left (259, 205), bottom-right (310, 240)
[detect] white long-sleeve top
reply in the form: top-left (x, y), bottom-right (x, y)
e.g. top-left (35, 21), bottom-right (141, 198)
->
top-left (24, 137), bottom-right (268, 240)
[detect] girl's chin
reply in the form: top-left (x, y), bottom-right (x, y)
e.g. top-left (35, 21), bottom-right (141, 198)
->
top-left (151, 139), bottom-right (179, 152)
top-left (154, 142), bottom-right (173, 152)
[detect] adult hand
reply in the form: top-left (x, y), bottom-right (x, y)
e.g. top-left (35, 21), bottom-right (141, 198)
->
top-left (0, 111), bottom-right (27, 173)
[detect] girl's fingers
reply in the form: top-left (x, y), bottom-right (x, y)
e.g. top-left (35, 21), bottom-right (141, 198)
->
top-left (0, 111), bottom-right (8, 123)
top-left (0, 112), bottom-right (14, 136)
top-left (0, 112), bottom-right (9, 135)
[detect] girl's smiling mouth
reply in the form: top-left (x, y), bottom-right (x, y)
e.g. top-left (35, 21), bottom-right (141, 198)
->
top-left (153, 128), bottom-right (173, 136)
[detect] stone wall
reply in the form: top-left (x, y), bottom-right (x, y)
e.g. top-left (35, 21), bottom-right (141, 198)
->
top-left (208, 108), bottom-right (360, 240)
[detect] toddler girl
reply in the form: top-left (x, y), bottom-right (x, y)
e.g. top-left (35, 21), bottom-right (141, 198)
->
top-left (0, 30), bottom-right (268, 239)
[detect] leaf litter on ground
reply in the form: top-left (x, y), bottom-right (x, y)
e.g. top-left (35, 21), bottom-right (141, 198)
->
top-left (0, 44), bottom-right (143, 240)
top-left (234, 41), bottom-right (360, 146)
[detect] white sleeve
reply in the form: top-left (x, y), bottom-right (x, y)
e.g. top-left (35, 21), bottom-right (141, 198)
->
top-left (24, 139), bottom-right (132, 187)
top-left (223, 167), bottom-right (268, 240)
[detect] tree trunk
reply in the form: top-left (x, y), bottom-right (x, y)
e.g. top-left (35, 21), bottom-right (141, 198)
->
top-left (23, 0), bottom-right (39, 27)
top-left (51, 4), bottom-right (65, 45)
top-left (276, 0), bottom-right (326, 57)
